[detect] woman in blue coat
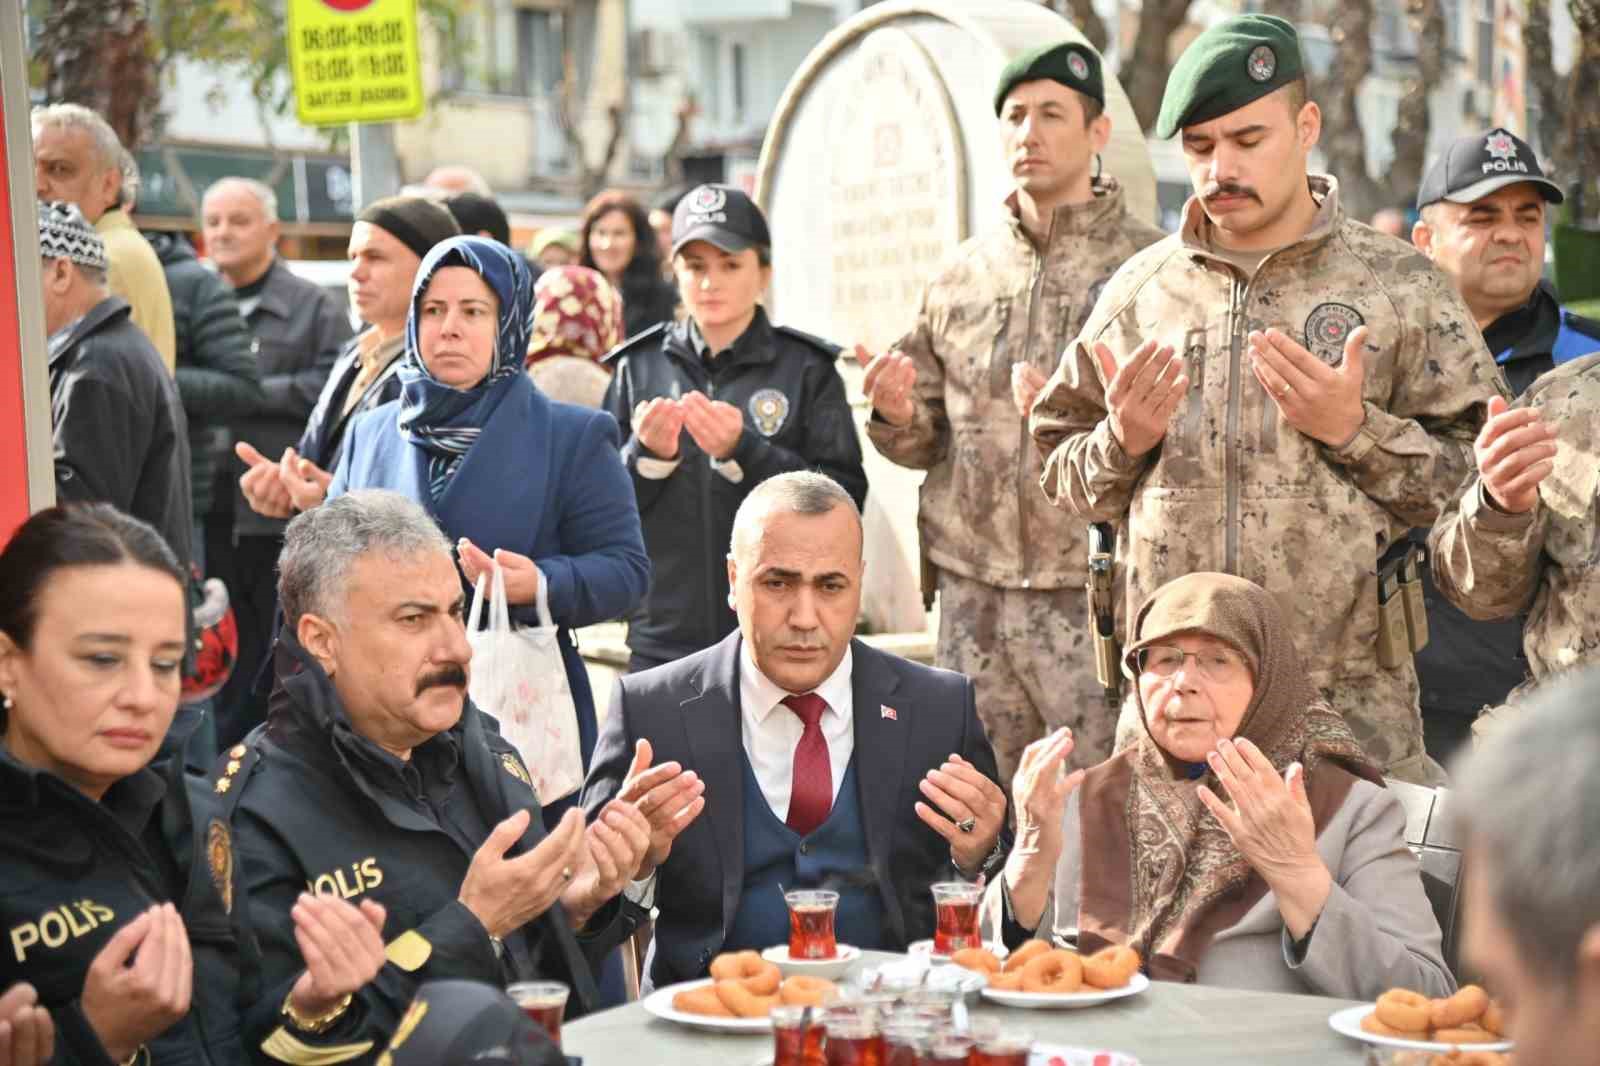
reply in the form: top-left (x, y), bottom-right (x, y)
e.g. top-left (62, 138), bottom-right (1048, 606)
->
top-left (324, 235), bottom-right (650, 821)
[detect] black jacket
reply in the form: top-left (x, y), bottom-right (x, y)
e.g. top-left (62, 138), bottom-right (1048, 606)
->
top-left (294, 331), bottom-right (406, 470)
top-left (219, 635), bottom-right (627, 1065)
top-left (1413, 282), bottom-right (1600, 719)
top-left (146, 231), bottom-right (264, 517)
top-left (581, 633), bottom-right (1009, 988)
top-left (618, 272), bottom-right (679, 339)
top-left (49, 296), bottom-right (192, 571)
top-left (0, 742), bottom-right (251, 1066)
top-left (228, 258), bottom-right (355, 537)
top-left (602, 309), bottom-right (868, 661)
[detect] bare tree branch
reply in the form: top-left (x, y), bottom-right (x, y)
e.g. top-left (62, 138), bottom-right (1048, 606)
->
top-left (1118, 0), bottom-right (1195, 131)
top-left (1388, 0), bottom-right (1444, 203)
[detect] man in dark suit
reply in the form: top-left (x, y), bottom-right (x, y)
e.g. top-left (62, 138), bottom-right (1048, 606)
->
top-left (583, 471), bottom-right (1010, 988)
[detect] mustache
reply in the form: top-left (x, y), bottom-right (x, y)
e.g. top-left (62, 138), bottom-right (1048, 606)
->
top-left (416, 662), bottom-right (468, 695)
top-left (1202, 180), bottom-right (1261, 204)
top-left (776, 632), bottom-right (828, 649)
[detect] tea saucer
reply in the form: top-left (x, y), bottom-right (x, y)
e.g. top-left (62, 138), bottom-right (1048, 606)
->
top-left (907, 939), bottom-right (1010, 964)
top-left (760, 942), bottom-right (861, 980)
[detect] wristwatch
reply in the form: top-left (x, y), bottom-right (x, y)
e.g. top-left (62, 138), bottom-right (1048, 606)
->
top-left (955, 837), bottom-right (1006, 881)
top-left (281, 989), bottom-right (353, 1034)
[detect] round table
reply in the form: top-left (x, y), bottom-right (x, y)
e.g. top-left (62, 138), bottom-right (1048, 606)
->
top-left (563, 952), bottom-right (1372, 1065)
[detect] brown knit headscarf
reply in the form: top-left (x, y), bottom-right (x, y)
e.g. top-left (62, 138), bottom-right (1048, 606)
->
top-left (1075, 573), bottom-right (1383, 982)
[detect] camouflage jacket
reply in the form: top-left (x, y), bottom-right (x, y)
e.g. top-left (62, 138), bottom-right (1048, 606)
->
top-left (867, 179), bottom-right (1164, 589)
top-left (1428, 353), bottom-right (1600, 681)
top-left (1030, 175), bottom-right (1508, 692)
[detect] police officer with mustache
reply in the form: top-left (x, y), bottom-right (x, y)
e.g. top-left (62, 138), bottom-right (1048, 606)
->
top-left (215, 492), bottom-right (650, 1065)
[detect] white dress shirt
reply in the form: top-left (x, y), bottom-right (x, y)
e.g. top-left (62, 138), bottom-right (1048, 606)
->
top-left (740, 641), bottom-right (855, 823)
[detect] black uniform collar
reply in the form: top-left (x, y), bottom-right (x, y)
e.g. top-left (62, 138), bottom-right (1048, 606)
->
top-left (1483, 278), bottom-right (1563, 363)
top-left (671, 305), bottom-right (776, 369)
top-left (0, 739), bottom-right (167, 836)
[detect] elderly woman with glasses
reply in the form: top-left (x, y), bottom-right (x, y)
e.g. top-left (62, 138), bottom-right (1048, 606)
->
top-left (983, 572), bottom-right (1455, 999)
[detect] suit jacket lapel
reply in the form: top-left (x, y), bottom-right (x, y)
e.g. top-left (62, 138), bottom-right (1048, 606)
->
top-left (849, 639), bottom-right (910, 946)
top-left (683, 633), bottom-right (745, 937)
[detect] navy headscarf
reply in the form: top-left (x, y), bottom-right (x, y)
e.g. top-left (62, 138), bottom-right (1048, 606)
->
top-left (398, 235), bottom-right (533, 499)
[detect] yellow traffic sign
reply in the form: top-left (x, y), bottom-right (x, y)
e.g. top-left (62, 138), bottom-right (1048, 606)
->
top-left (287, 0), bottom-right (423, 126)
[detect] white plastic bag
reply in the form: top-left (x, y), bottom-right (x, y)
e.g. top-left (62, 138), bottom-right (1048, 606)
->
top-left (466, 563), bottom-right (584, 803)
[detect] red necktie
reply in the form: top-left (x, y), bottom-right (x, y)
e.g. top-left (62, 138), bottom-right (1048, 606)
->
top-left (782, 693), bottom-right (832, 836)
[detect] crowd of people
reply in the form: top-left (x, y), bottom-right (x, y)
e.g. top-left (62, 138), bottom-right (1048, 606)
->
top-left (3, 12), bottom-right (1598, 1066)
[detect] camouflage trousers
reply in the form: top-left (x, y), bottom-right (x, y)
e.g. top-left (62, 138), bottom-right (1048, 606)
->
top-left (1112, 660), bottom-right (1447, 786)
top-left (934, 568), bottom-right (1117, 790)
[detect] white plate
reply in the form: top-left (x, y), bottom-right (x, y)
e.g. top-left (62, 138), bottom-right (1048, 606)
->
top-left (1327, 1005), bottom-right (1513, 1053)
top-left (761, 942), bottom-right (861, 980)
top-left (980, 972), bottom-right (1149, 1009)
top-left (641, 978), bottom-right (772, 1033)
top-left (908, 938), bottom-right (1010, 964)
top-left (752, 1043), bottom-right (1140, 1066)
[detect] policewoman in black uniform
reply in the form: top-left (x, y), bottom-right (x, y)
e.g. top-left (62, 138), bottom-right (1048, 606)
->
top-left (603, 184), bottom-right (869, 671)
top-left (0, 504), bottom-right (254, 1066)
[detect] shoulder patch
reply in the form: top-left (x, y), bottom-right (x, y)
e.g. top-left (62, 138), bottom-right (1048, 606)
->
top-left (748, 388), bottom-right (791, 436)
top-left (601, 321), bottom-right (668, 366)
top-left (1303, 302), bottom-right (1365, 366)
top-left (206, 818), bottom-right (235, 915)
top-left (774, 325), bottom-right (844, 359)
top-left (500, 751), bottom-right (534, 789)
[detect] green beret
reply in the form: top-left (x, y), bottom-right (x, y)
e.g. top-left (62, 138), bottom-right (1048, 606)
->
top-left (993, 41), bottom-right (1105, 116)
top-left (1155, 15), bottom-right (1305, 139)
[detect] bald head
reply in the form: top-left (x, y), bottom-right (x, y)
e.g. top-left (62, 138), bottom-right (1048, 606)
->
top-left (423, 165), bottom-right (491, 197)
top-left (729, 473), bottom-right (863, 567)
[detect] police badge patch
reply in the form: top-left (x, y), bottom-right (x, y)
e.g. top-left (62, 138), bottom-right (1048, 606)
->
top-left (207, 818), bottom-right (234, 914)
top-left (1067, 52), bottom-right (1090, 81)
top-left (501, 752), bottom-right (533, 789)
top-left (748, 388), bottom-right (790, 436)
top-left (1246, 45), bottom-right (1277, 83)
top-left (689, 185), bottom-right (727, 214)
top-left (1303, 302), bottom-right (1365, 365)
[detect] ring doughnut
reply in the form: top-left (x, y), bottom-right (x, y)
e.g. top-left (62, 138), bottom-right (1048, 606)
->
top-left (1082, 945), bottom-right (1140, 990)
top-left (778, 976), bottom-right (837, 1007)
top-left (1432, 1054), bottom-right (1509, 1066)
top-left (713, 980), bottom-right (778, 1018)
top-left (1020, 949), bottom-right (1084, 994)
top-left (1001, 940), bottom-right (1053, 973)
top-left (1375, 989), bottom-right (1433, 1033)
top-left (987, 969), bottom-right (1025, 991)
top-left (1433, 1025), bottom-right (1498, 1046)
top-left (707, 950), bottom-right (781, 995)
top-left (1359, 1012), bottom-right (1409, 1038)
top-left (950, 947), bottom-right (1001, 974)
top-left (1479, 1001), bottom-right (1504, 1036)
top-left (1430, 985), bottom-right (1489, 1029)
top-left (673, 985), bottom-right (733, 1016)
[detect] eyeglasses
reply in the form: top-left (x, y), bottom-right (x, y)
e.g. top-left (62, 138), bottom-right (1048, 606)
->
top-left (1135, 644), bottom-right (1249, 683)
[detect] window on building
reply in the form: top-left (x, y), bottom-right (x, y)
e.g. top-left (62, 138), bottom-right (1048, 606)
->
top-left (1476, 0), bottom-right (1494, 83)
top-left (442, 1), bottom-right (562, 98)
top-left (732, 42), bottom-right (747, 120)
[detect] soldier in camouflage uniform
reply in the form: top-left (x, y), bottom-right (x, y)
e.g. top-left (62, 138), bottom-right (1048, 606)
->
top-left (860, 42), bottom-right (1165, 783)
top-left (1428, 355), bottom-right (1600, 737)
top-left (1028, 16), bottom-right (1507, 784)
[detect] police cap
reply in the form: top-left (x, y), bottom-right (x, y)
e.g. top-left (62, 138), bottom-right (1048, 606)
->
top-left (671, 184), bottom-right (771, 259)
top-left (1416, 127), bottom-right (1564, 210)
top-left (378, 980), bottom-right (563, 1066)
top-left (1155, 14), bottom-right (1305, 139)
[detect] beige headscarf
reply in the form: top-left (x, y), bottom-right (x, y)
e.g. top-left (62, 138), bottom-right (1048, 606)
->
top-left (1076, 573), bottom-right (1383, 983)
